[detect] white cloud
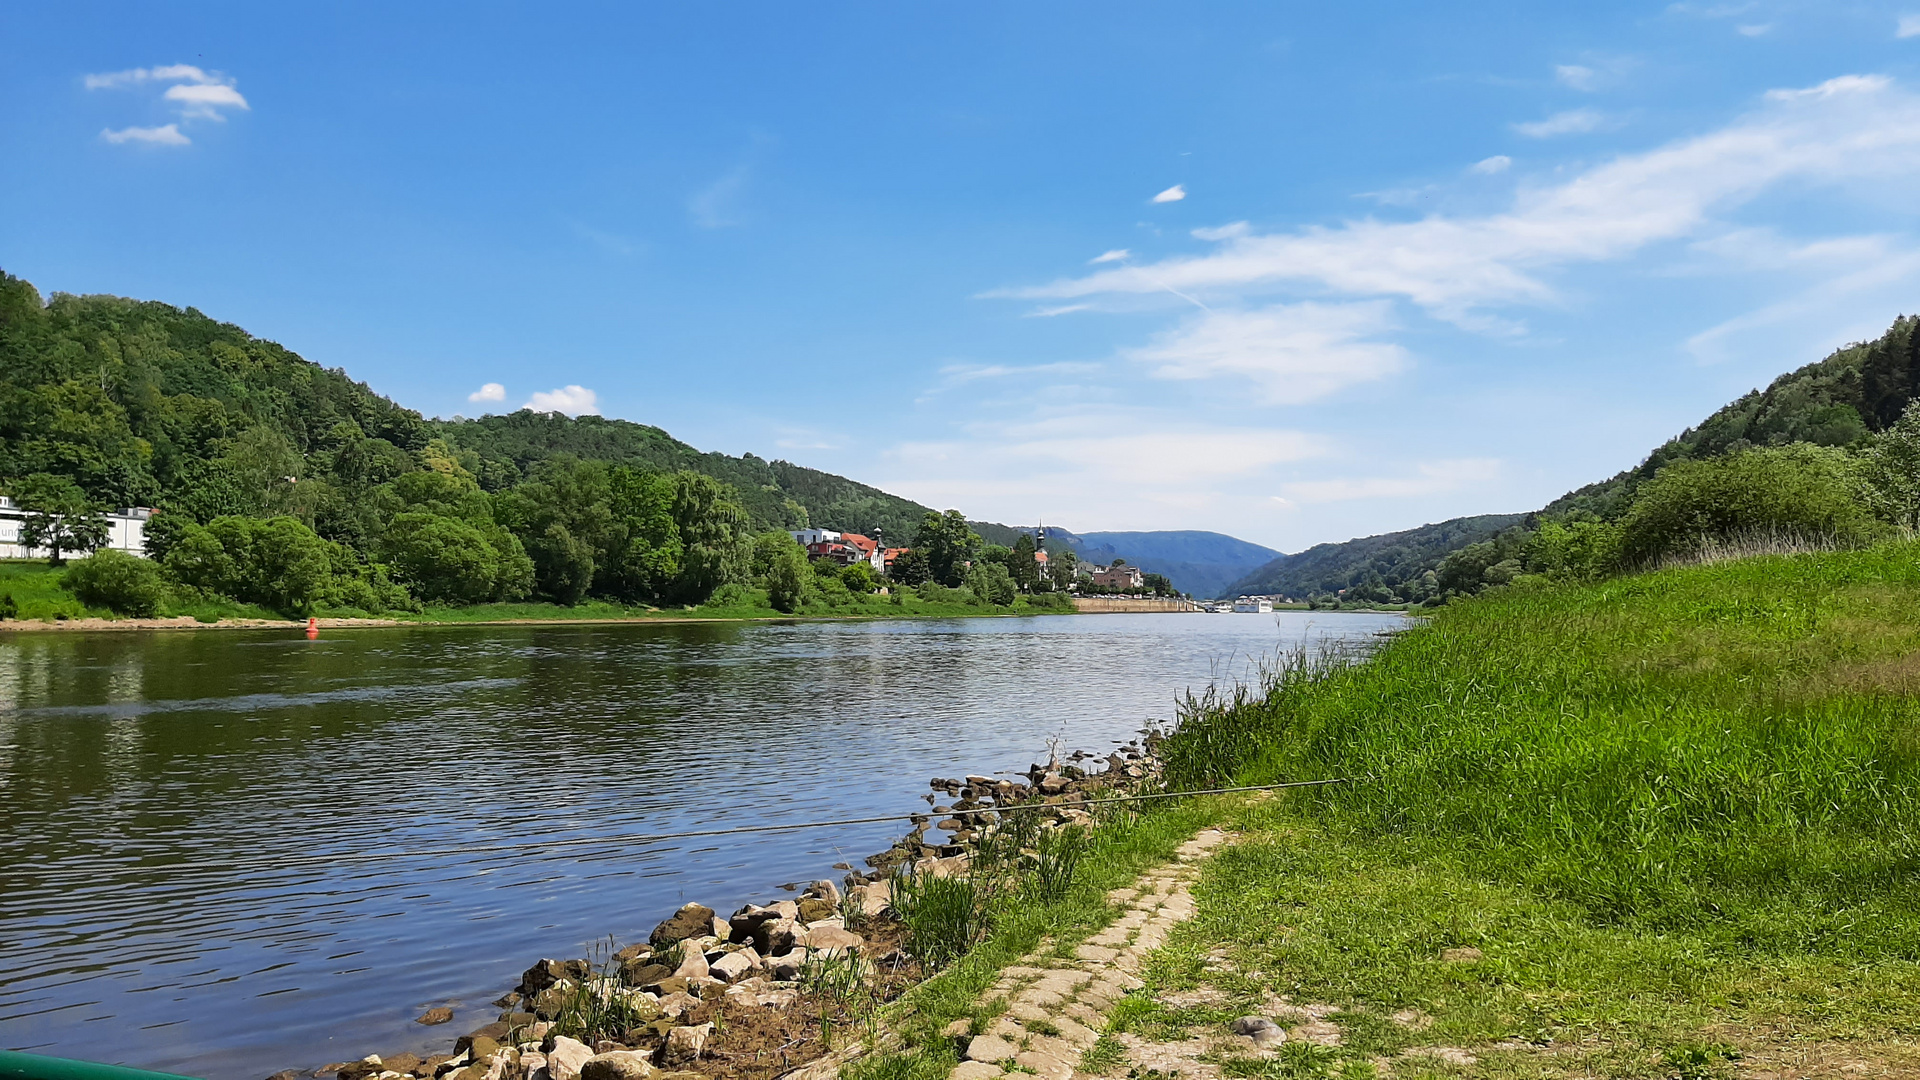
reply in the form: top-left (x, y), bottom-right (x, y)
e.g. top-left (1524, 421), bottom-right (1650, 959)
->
top-left (1278, 459), bottom-right (1503, 504)
top-left (1152, 184), bottom-right (1187, 203)
top-left (1190, 222), bottom-right (1249, 241)
top-left (523, 385), bottom-right (601, 415)
top-left (1556, 64), bottom-right (1598, 91)
top-left (100, 124), bottom-right (189, 146)
top-left (1090, 249), bottom-right (1131, 264)
top-left (1513, 107), bottom-right (1608, 138)
top-left (1124, 301), bottom-right (1407, 404)
top-left (84, 64), bottom-right (213, 89)
top-left (163, 82), bottom-right (249, 119)
top-left (468, 382), bottom-right (507, 403)
top-left (1026, 303), bottom-right (1095, 317)
top-left (1000, 75), bottom-right (1920, 327)
top-left (1471, 155), bottom-right (1512, 175)
top-left (1737, 23), bottom-right (1772, 36)
top-left (87, 62), bottom-right (248, 136)
top-left (1899, 14), bottom-right (1920, 38)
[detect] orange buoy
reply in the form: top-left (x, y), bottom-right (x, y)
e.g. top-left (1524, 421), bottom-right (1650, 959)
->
top-left (306, 616), bottom-right (319, 639)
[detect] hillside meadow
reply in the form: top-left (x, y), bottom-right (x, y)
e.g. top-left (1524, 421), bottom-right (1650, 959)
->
top-left (1136, 542), bottom-right (1920, 1078)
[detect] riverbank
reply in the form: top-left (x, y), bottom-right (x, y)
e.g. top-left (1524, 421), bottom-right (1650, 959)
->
top-left (0, 559), bottom-right (1079, 631)
top-left (1135, 540), bottom-right (1920, 1076)
top-left (300, 749), bottom-right (1195, 1080)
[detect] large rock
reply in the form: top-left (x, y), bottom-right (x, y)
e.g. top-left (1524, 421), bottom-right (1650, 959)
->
top-left (795, 897), bottom-right (837, 923)
top-left (659, 1024), bottom-right (713, 1066)
top-left (546, 1037), bottom-right (594, 1080)
top-left (531, 982), bottom-right (576, 1020)
top-left (768, 949), bottom-right (808, 980)
top-left (670, 944), bottom-right (708, 982)
top-left (520, 958), bottom-right (590, 996)
top-left (799, 925), bottom-right (865, 955)
top-left (1231, 1016), bottom-right (1285, 1048)
top-left (708, 947), bottom-right (761, 983)
top-left (622, 957), bottom-right (671, 986)
top-left (649, 903), bottom-right (716, 947)
top-left (417, 1007), bottom-right (454, 1026)
top-left (654, 990), bottom-right (700, 1018)
top-left (580, 1051), bottom-right (654, 1080)
top-left (614, 943), bottom-right (653, 964)
top-left (803, 879), bottom-right (842, 905)
top-left (1038, 774), bottom-right (1071, 795)
top-left (848, 881), bottom-right (891, 918)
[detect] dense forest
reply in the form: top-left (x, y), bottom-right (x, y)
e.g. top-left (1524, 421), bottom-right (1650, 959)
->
top-left (0, 273), bottom-right (1074, 617)
top-left (1226, 314), bottom-right (1920, 606)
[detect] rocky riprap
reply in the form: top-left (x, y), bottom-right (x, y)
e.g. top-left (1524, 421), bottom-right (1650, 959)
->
top-left (289, 740), bottom-right (1165, 1080)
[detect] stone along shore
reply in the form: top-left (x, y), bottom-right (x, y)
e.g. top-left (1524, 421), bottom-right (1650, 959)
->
top-left (285, 741), bottom-right (1167, 1080)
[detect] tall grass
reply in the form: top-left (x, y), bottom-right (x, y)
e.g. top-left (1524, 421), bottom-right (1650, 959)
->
top-left (1161, 540), bottom-right (1920, 956)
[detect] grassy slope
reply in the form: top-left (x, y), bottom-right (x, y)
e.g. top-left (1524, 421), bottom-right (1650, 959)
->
top-left (1140, 543), bottom-right (1920, 1077)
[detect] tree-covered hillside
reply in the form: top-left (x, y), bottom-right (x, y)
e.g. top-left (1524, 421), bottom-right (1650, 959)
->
top-left (1223, 513), bottom-right (1527, 600)
top-left (1226, 313), bottom-right (1920, 606)
top-left (0, 272), bottom-right (935, 540)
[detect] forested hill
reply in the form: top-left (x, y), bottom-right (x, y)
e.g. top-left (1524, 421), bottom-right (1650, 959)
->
top-left (435, 411), bottom-right (932, 541)
top-left (1224, 313), bottom-right (1920, 602)
top-left (0, 272), bottom-right (934, 538)
top-left (1547, 314), bottom-right (1920, 520)
top-left (1222, 514), bottom-right (1526, 599)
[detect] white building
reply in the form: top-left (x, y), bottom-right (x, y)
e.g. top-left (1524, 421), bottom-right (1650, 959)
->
top-left (0, 497), bottom-right (154, 560)
top-left (788, 528), bottom-right (843, 547)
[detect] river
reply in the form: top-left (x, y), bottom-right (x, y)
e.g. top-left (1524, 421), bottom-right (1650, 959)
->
top-left (0, 611), bottom-right (1400, 1078)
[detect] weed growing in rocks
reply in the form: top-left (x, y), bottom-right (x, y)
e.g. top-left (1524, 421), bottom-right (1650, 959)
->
top-left (890, 869), bottom-right (989, 970)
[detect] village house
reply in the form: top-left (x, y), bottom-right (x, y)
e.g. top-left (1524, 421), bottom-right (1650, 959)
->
top-left (791, 527), bottom-right (885, 572)
top-left (0, 497), bottom-right (155, 560)
top-left (1088, 563), bottom-right (1145, 590)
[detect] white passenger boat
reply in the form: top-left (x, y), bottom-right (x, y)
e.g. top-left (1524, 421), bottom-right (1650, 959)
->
top-left (1232, 597), bottom-right (1273, 613)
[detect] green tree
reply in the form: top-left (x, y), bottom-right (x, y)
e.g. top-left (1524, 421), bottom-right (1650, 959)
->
top-left (1008, 534), bottom-right (1040, 593)
top-left (965, 561), bottom-right (1017, 605)
top-left (165, 515), bottom-right (337, 614)
top-left (841, 562), bottom-right (877, 594)
top-left (383, 512), bottom-right (534, 604)
top-left (1863, 399), bottom-right (1920, 531)
top-left (527, 522), bottom-right (596, 605)
top-left (12, 473), bottom-right (109, 566)
top-left (1617, 445), bottom-right (1881, 567)
top-left (915, 509), bottom-right (981, 587)
top-left (761, 535), bottom-right (813, 613)
top-left (888, 546), bottom-right (931, 585)
top-left (63, 549), bottom-right (167, 617)
top-left (666, 472), bottom-right (749, 604)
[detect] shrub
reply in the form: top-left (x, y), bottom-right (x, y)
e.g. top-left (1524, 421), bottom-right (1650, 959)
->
top-left (757, 533), bottom-right (813, 613)
top-left (62, 549), bottom-right (168, 617)
top-left (889, 868), bottom-right (988, 970)
top-left (965, 561), bottom-right (1017, 605)
top-left (1618, 444), bottom-right (1882, 567)
top-left (383, 512), bottom-right (533, 603)
top-left (840, 562), bottom-right (877, 594)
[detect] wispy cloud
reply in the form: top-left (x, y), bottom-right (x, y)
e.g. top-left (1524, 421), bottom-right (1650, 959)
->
top-left (1470, 155), bottom-right (1512, 175)
top-left (1737, 23), bottom-right (1772, 36)
top-left (998, 75), bottom-right (1920, 329)
top-left (1555, 64), bottom-right (1598, 91)
top-left (1089, 249), bottom-right (1131, 264)
top-left (1124, 301), bottom-right (1407, 404)
top-left (1513, 107), bottom-right (1608, 138)
top-left (523, 385), bottom-right (600, 415)
top-left (468, 382), bottom-right (506, 403)
top-left (100, 124), bottom-right (189, 146)
top-left (1152, 184), bottom-right (1187, 203)
top-left (84, 64), bottom-right (214, 89)
top-left (1900, 14), bottom-right (1920, 38)
top-left (690, 164), bottom-right (751, 228)
top-left (164, 82), bottom-right (249, 120)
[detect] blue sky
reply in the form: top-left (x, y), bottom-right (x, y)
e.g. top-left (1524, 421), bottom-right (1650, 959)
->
top-left (7, 2), bottom-right (1920, 551)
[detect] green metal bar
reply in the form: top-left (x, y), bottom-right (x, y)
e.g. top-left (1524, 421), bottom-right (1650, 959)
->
top-left (0, 1050), bottom-right (199, 1080)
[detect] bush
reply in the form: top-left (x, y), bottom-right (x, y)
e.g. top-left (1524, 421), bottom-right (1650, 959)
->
top-left (383, 512), bottom-right (534, 603)
top-left (965, 561), bottom-right (1017, 605)
top-left (62, 549), bottom-right (168, 617)
top-left (1618, 445), bottom-right (1882, 567)
top-left (840, 562), bottom-right (877, 594)
top-left (757, 533), bottom-right (813, 613)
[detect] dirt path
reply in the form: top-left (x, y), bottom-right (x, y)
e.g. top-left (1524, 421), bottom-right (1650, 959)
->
top-left (944, 829), bottom-right (1231, 1080)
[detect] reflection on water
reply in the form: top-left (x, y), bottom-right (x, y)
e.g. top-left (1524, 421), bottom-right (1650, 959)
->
top-left (0, 612), bottom-right (1399, 1078)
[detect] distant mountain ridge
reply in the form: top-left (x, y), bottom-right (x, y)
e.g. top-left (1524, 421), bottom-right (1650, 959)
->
top-left (1222, 514), bottom-right (1528, 599)
top-left (967, 524), bottom-right (1281, 598)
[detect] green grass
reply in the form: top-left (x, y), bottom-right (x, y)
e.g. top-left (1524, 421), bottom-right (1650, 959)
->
top-left (0, 559), bottom-right (288, 623)
top-left (1143, 540), bottom-right (1920, 1075)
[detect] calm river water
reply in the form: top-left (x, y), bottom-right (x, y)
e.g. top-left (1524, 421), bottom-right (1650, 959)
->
top-left (0, 611), bottom-right (1399, 1078)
